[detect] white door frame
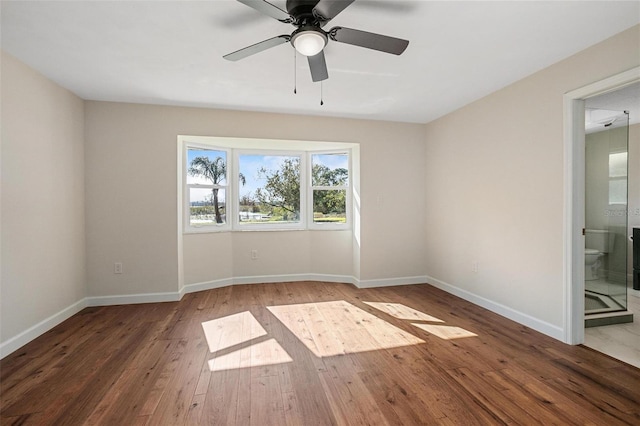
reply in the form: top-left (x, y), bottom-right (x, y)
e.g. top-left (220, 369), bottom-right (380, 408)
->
top-left (563, 66), bottom-right (640, 344)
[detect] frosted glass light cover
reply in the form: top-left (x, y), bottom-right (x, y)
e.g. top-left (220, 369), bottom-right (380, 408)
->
top-left (294, 32), bottom-right (326, 56)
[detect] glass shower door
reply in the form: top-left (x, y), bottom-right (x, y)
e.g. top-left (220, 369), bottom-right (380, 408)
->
top-left (584, 109), bottom-right (629, 314)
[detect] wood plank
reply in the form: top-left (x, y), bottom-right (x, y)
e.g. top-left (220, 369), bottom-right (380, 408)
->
top-left (446, 367), bottom-right (541, 424)
top-left (357, 368), bottom-right (442, 425)
top-left (146, 324), bottom-right (208, 424)
top-left (184, 393), bottom-right (205, 425)
top-left (317, 366), bottom-right (389, 426)
top-left (137, 339), bottom-right (185, 416)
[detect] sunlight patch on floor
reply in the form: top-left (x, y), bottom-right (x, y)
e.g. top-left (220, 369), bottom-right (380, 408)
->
top-left (364, 300), bottom-right (477, 340)
top-left (201, 311), bottom-right (267, 353)
top-left (267, 300), bottom-right (424, 357)
top-left (411, 323), bottom-right (478, 340)
top-left (201, 300), bottom-right (476, 372)
top-left (207, 338), bottom-right (293, 372)
top-left (363, 301), bottom-right (444, 322)
top-left (202, 311), bottom-right (293, 372)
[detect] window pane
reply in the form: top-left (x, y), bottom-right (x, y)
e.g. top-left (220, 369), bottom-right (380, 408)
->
top-left (313, 189), bottom-right (347, 223)
top-left (239, 154), bottom-right (301, 224)
top-left (190, 187), bottom-right (226, 226)
top-left (187, 149), bottom-right (227, 185)
top-left (312, 153), bottom-right (349, 186)
top-left (609, 152), bottom-right (627, 178)
top-left (609, 179), bottom-right (627, 205)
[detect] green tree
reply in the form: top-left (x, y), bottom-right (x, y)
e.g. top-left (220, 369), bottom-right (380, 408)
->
top-left (312, 164), bottom-right (348, 215)
top-left (312, 164), bottom-right (348, 186)
top-left (255, 158), bottom-right (300, 219)
top-left (239, 193), bottom-right (262, 216)
top-left (189, 156), bottom-right (245, 223)
top-left (239, 194), bottom-right (255, 208)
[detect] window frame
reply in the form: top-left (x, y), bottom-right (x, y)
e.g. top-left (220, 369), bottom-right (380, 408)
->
top-left (308, 150), bottom-right (352, 230)
top-left (181, 138), bottom-right (351, 234)
top-left (608, 150), bottom-right (628, 206)
top-left (183, 143), bottom-right (232, 233)
top-left (233, 149), bottom-right (307, 231)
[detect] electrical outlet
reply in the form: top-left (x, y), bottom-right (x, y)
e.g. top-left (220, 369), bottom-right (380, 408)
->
top-left (471, 261), bottom-right (479, 273)
top-left (114, 262), bottom-right (123, 274)
top-left (251, 249), bottom-right (258, 260)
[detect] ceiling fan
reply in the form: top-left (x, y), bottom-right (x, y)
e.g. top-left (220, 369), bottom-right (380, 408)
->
top-left (223, 0), bottom-right (409, 82)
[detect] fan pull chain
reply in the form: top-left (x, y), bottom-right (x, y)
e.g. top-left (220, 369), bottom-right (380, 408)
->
top-left (293, 50), bottom-right (297, 94)
top-left (320, 81), bottom-right (324, 106)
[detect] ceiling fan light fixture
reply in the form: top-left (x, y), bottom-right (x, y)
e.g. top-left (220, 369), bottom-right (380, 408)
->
top-left (225, 0), bottom-right (410, 83)
top-left (292, 30), bottom-right (327, 56)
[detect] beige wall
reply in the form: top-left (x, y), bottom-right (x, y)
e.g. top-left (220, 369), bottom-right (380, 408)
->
top-left (1, 51), bottom-right (86, 342)
top-left (84, 102), bottom-right (426, 297)
top-left (423, 25), bottom-right (639, 328)
top-left (183, 230), bottom-right (353, 286)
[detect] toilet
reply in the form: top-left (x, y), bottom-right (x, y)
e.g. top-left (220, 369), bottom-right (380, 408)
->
top-left (584, 229), bottom-right (611, 281)
top-left (584, 248), bottom-right (603, 281)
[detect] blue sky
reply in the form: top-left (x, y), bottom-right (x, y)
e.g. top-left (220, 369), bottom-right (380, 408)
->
top-left (312, 153), bottom-right (348, 170)
top-left (239, 154), bottom-right (296, 200)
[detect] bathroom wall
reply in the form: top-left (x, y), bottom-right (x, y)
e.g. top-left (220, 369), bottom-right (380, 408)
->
top-left (585, 127), bottom-right (620, 231)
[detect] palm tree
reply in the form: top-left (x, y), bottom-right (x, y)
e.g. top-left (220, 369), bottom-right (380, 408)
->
top-left (189, 156), bottom-right (245, 223)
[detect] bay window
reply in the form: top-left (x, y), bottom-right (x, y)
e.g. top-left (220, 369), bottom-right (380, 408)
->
top-left (181, 137), bottom-right (351, 233)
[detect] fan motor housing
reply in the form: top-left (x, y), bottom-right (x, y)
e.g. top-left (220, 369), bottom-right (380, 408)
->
top-left (286, 0), bottom-right (323, 26)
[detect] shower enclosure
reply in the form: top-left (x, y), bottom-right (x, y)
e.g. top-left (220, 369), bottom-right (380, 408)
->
top-left (584, 108), bottom-right (631, 323)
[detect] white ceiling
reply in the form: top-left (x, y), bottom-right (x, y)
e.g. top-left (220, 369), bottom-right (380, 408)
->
top-left (2, 1), bottom-right (639, 124)
top-left (585, 82), bottom-right (640, 132)
top-left (586, 81), bottom-right (640, 115)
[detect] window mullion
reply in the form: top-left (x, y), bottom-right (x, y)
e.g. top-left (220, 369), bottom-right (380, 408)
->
top-left (300, 153), bottom-right (308, 229)
top-left (307, 151), bottom-right (313, 227)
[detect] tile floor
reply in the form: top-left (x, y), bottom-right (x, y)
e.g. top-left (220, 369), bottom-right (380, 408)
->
top-left (585, 278), bottom-right (627, 309)
top-left (584, 287), bottom-right (640, 368)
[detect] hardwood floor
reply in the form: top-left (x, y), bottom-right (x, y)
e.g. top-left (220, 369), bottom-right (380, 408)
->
top-left (2, 281), bottom-right (639, 425)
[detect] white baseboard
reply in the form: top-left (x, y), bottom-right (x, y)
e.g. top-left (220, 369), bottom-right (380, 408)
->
top-left (426, 275), bottom-right (564, 341)
top-left (356, 275), bottom-right (428, 289)
top-left (181, 274), bottom-right (429, 294)
top-left (181, 278), bottom-right (234, 295)
top-left (0, 298), bottom-right (89, 359)
top-left (86, 291), bottom-right (181, 306)
top-left (182, 273), bottom-right (357, 295)
top-left (232, 273), bottom-right (356, 286)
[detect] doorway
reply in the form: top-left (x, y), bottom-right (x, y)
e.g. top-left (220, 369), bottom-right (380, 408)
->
top-left (563, 67), bottom-right (639, 345)
top-left (564, 68), bottom-right (640, 367)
